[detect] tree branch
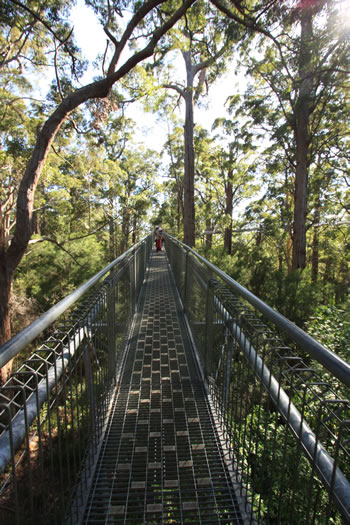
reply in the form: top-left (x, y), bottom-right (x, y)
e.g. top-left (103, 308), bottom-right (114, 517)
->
top-left (66, 221), bottom-right (109, 243)
top-left (192, 41), bottom-right (227, 76)
top-left (163, 83), bottom-right (185, 97)
top-left (9, 0), bottom-right (76, 60)
top-left (210, 0), bottom-right (294, 82)
top-left (28, 237), bottom-right (83, 267)
top-left (107, 0), bottom-right (168, 76)
top-left (7, 0), bottom-right (196, 276)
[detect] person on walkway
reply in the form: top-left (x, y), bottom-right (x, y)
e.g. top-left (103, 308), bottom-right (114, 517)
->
top-left (154, 225), bottom-right (163, 252)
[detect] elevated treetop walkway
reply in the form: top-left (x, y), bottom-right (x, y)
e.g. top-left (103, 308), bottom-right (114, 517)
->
top-left (0, 234), bottom-right (349, 524)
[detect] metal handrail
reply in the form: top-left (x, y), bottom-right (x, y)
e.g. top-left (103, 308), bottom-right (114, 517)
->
top-left (0, 235), bottom-right (151, 369)
top-left (0, 234), bottom-right (153, 524)
top-left (165, 233), bottom-right (350, 388)
top-left (165, 233), bottom-right (350, 524)
top-left (230, 319), bottom-right (350, 520)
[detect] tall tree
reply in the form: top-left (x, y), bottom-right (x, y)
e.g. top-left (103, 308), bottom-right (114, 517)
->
top-left (162, 123), bottom-right (185, 236)
top-left (159, 0), bottom-right (234, 246)
top-left (0, 0), bottom-right (196, 379)
top-left (212, 115), bottom-right (256, 254)
top-left (213, 0), bottom-right (350, 271)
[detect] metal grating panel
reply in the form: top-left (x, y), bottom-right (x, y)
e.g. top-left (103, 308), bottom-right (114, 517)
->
top-left (82, 250), bottom-right (243, 524)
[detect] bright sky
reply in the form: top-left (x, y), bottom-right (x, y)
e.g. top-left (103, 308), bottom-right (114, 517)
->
top-left (69, 0), bottom-right (350, 153)
top-left (69, 0), bottom-right (243, 152)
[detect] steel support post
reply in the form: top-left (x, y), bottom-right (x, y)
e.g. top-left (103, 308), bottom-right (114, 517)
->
top-left (107, 280), bottom-right (116, 383)
top-left (136, 248), bottom-right (141, 298)
top-left (84, 339), bottom-right (96, 430)
top-left (204, 280), bottom-right (215, 380)
top-left (134, 251), bottom-right (138, 307)
top-left (143, 242), bottom-right (148, 280)
top-left (223, 330), bottom-right (233, 417)
top-left (183, 250), bottom-right (190, 312)
top-left (129, 256), bottom-right (136, 314)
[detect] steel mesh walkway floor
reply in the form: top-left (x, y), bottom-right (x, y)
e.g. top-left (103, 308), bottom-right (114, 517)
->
top-left (82, 250), bottom-right (243, 524)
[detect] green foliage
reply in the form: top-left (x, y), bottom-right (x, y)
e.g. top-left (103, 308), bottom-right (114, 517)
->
top-left (16, 236), bottom-right (107, 310)
top-left (0, 0), bottom-right (348, 355)
top-left (242, 405), bottom-right (341, 524)
top-left (305, 305), bottom-right (350, 363)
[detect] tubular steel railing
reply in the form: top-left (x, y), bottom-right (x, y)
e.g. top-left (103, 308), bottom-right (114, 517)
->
top-left (165, 233), bottom-right (350, 525)
top-left (0, 234), bottom-right (152, 525)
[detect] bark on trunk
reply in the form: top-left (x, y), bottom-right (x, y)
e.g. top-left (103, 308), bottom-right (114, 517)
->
top-left (292, 7), bottom-right (314, 271)
top-left (132, 216), bottom-right (137, 244)
top-left (0, 269), bottom-right (13, 385)
top-left (0, 0), bottom-right (196, 346)
top-left (109, 216), bottom-right (115, 262)
top-left (121, 210), bottom-right (129, 252)
top-left (205, 219), bottom-right (212, 249)
top-left (183, 51), bottom-right (196, 248)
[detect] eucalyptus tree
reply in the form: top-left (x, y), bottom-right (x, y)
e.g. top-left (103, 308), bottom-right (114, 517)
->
top-left (213, 0), bottom-right (350, 271)
top-left (162, 123), bottom-right (185, 236)
top-left (192, 126), bottom-right (218, 248)
top-left (212, 115), bottom-right (257, 254)
top-left (117, 146), bottom-right (160, 251)
top-left (0, 0), bottom-right (75, 262)
top-left (153, 0), bottom-right (238, 246)
top-left (0, 0), bottom-right (79, 75)
top-left (0, 0), bottom-right (197, 383)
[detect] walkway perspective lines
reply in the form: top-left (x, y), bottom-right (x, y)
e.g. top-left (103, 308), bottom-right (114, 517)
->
top-left (82, 249), bottom-right (243, 524)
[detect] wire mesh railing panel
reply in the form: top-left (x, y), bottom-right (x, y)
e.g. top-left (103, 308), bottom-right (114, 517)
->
top-left (165, 237), bottom-right (187, 302)
top-left (81, 249), bottom-right (244, 525)
top-left (165, 234), bottom-right (350, 525)
top-left (183, 255), bottom-right (210, 368)
top-left (0, 236), bottom-right (152, 525)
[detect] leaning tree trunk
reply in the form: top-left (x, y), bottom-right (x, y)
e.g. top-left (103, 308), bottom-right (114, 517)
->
top-left (183, 51), bottom-right (196, 248)
top-left (292, 6), bottom-right (314, 272)
top-left (0, 270), bottom-right (12, 385)
top-left (0, 0), bottom-right (196, 350)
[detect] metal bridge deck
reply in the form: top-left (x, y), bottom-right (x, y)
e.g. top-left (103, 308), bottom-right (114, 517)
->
top-left (82, 250), bottom-right (243, 524)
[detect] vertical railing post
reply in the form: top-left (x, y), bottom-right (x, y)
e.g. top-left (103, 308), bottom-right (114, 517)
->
top-left (134, 249), bottom-right (138, 306)
top-left (107, 279), bottom-right (116, 383)
top-left (84, 338), bottom-right (96, 429)
top-left (223, 330), bottom-right (233, 418)
top-left (144, 239), bottom-right (148, 279)
top-left (129, 254), bottom-right (136, 314)
top-left (134, 248), bottom-right (139, 300)
top-left (204, 279), bottom-right (215, 381)
top-left (183, 250), bottom-right (190, 311)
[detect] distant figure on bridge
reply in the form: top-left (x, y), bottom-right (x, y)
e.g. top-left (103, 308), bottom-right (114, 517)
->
top-left (154, 225), bottom-right (163, 252)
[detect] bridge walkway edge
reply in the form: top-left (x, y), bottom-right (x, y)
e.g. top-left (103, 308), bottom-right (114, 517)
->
top-left (79, 248), bottom-right (244, 524)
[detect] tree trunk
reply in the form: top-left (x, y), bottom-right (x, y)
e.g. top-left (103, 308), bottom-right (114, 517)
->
top-left (292, 7), bottom-right (314, 271)
top-left (132, 216), bottom-right (137, 244)
top-left (224, 169), bottom-right (233, 255)
top-left (183, 50), bottom-right (196, 248)
top-left (205, 219), bottom-right (212, 249)
top-left (0, 269), bottom-right (13, 385)
top-left (311, 199), bottom-right (320, 283)
top-left (109, 216), bottom-right (115, 262)
top-left (121, 209), bottom-right (129, 252)
top-left (177, 193), bottom-right (182, 236)
top-left (0, 0), bottom-right (196, 345)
